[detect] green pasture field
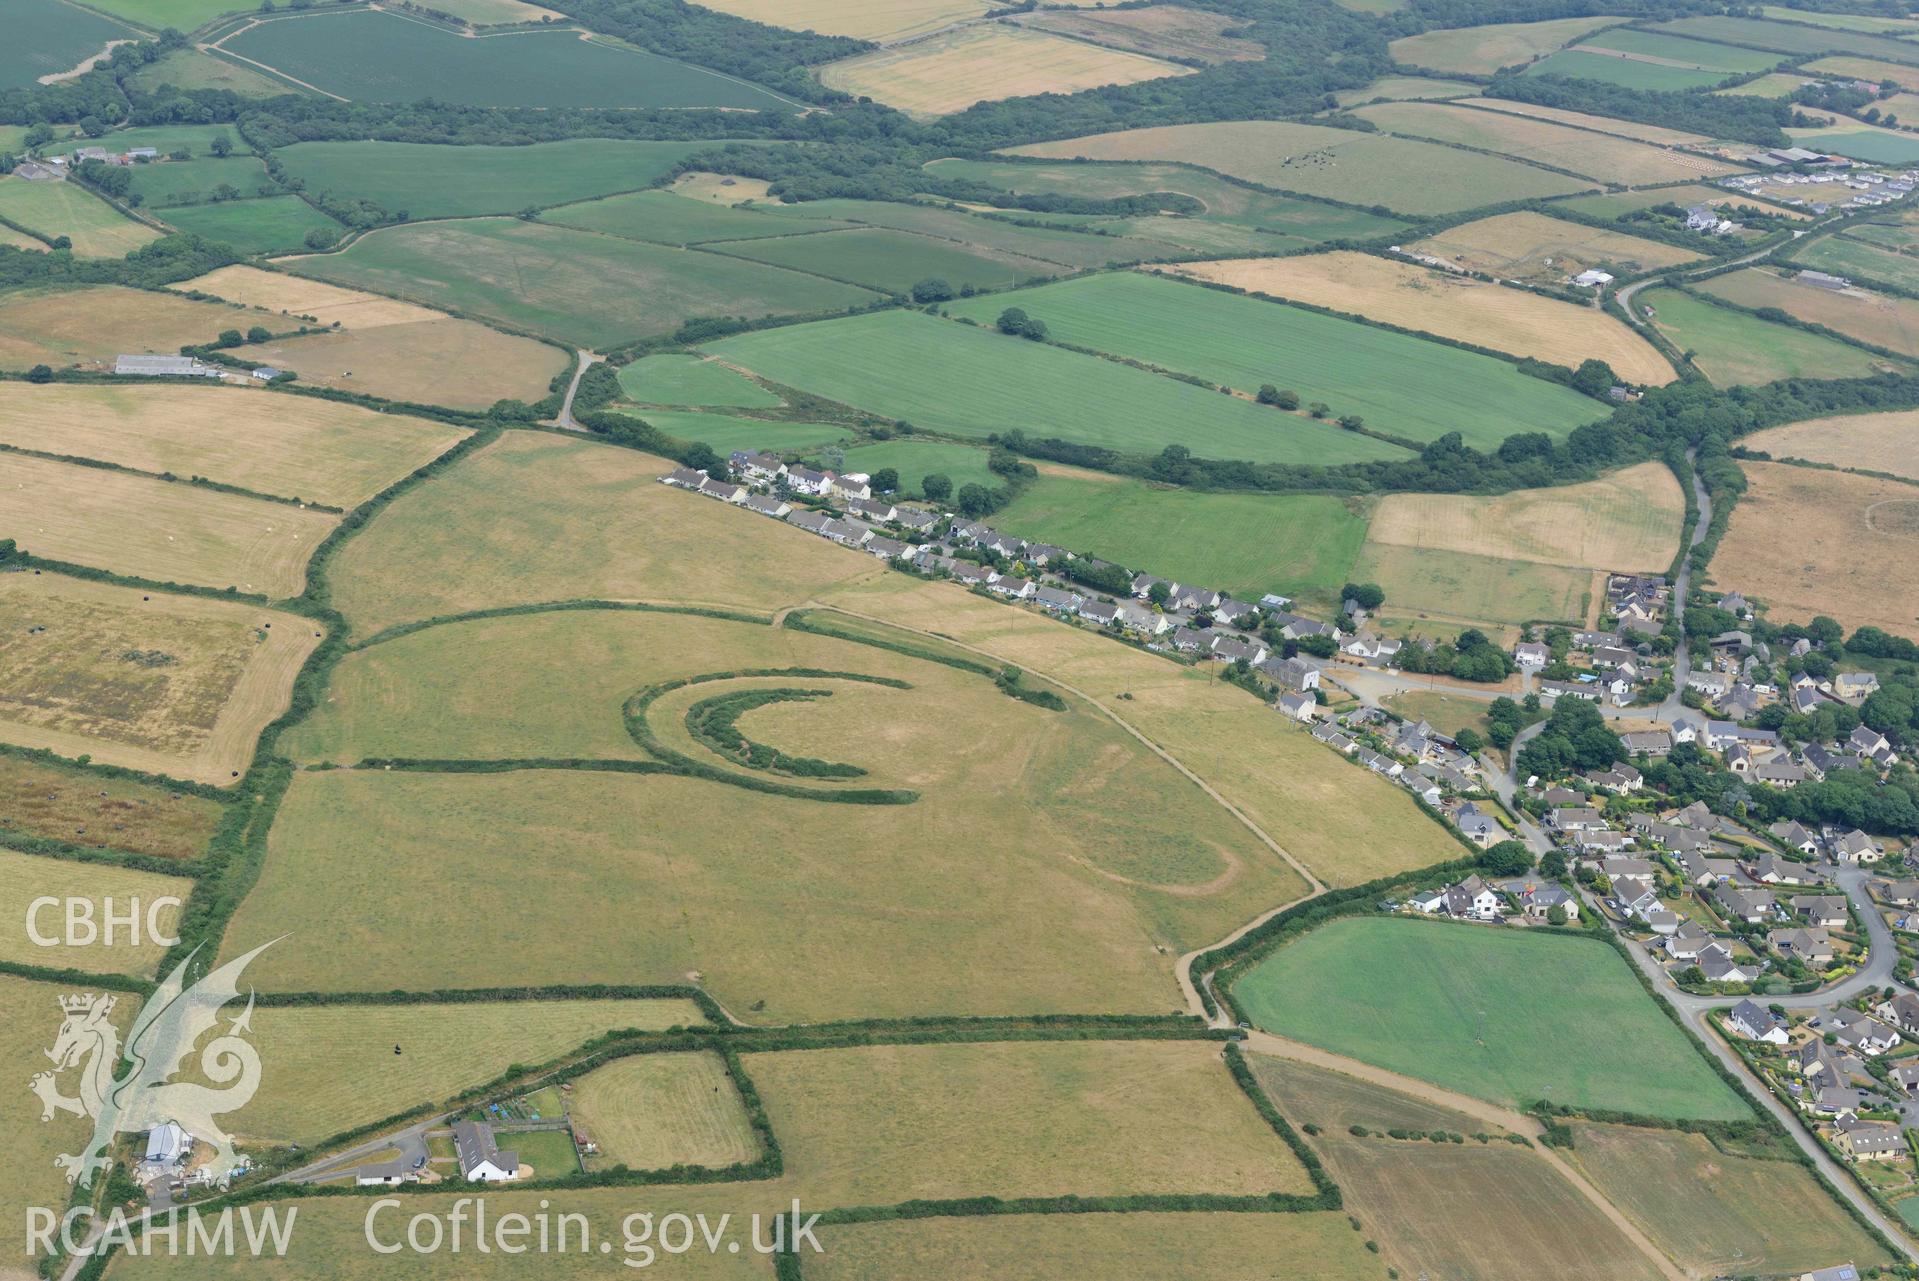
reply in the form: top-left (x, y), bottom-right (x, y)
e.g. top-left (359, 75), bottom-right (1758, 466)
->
top-left (217, 8), bottom-right (796, 108)
top-left (125, 156), bottom-right (283, 209)
top-left (158, 195), bottom-right (344, 256)
top-left (546, 188), bottom-right (835, 246)
top-left (1789, 126), bottom-right (1919, 163)
top-left (992, 468), bottom-right (1368, 604)
top-left (615, 353), bottom-right (782, 407)
top-left (94, 123), bottom-right (241, 157)
top-left (289, 218), bottom-right (883, 349)
top-left (1522, 49), bottom-right (1727, 89)
top-left (1640, 286), bottom-right (1898, 385)
top-left (274, 139), bottom-right (717, 221)
top-left (0, 0), bottom-right (138, 90)
top-left (81, 0), bottom-right (247, 29)
top-left (941, 272), bottom-right (1605, 449)
top-left (499, 1127), bottom-right (581, 1178)
top-left (1577, 27), bottom-right (1783, 72)
top-left (125, 47), bottom-right (288, 96)
top-left (1841, 216), bottom-right (1919, 254)
top-left (1352, 543), bottom-right (1590, 630)
top-left (706, 309), bottom-right (1414, 465)
top-left (1649, 13), bottom-right (1919, 61)
top-left (0, 177), bottom-right (160, 257)
top-left (1761, 5), bottom-right (1919, 32)
top-left (571, 1051), bottom-right (759, 1171)
top-left (624, 410), bottom-right (852, 454)
top-left (833, 439), bottom-right (999, 496)
top-left (760, 194), bottom-right (1203, 266)
top-left (0, 848), bottom-right (183, 976)
top-left (1233, 917), bottom-right (1750, 1120)
top-left (708, 225), bottom-right (1071, 293)
top-left (1802, 232), bottom-right (1919, 291)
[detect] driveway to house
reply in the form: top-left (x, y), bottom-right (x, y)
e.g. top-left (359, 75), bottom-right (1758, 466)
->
top-left (270, 1115), bottom-right (441, 1187)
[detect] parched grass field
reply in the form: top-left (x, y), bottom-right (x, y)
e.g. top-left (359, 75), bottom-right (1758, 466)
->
top-left (1717, 70), bottom-right (1813, 97)
top-left (546, 188), bottom-right (840, 247)
top-left (0, 176), bottom-right (161, 257)
top-left (0, 0), bottom-right (138, 89)
top-left (158, 195), bottom-right (345, 256)
top-left (811, 1212), bottom-right (1393, 1281)
top-left (1578, 26), bottom-right (1784, 73)
top-left (1568, 1122), bottom-right (1886, 1276)
top-left (1805, 54), bottom-right (1919, 92)
top-left (1351, 101), bottom-right (1746, 185)
top-left (748, 1040), bottom-right (1313, 1204)
top-left (1407, 210), bottom-right (1701, 285)
top-left (1010, 120), bottom-right (1595, 215)
top-left (569, 1051), bottom-right (759, 1171)
top-left (221, 998), bottom-right (705, 1145)
top-left (1715, 461), bottom-right (1919, 636)
top-left (0, 848), bottom-right (184, 975)
top-left (949, 270), bottom-right (1610, 444)
top-left (1365, 462), bottom-right (1685, 573)
top-left (1380, 691), bottom-right (1498, 742)
top-left (1250, 1054), bottom-right (1498, 1136)
top-left (707, 305), bottom-right (1416, 462)
top-left (760, 193), bottom-right (1204, 264)
top-left (0, 450), bottom-right (336, 596)
top-left (992, 466), bottom-right (1370, 604)
top-left (1387, 15), bottom-right (1621, 75)
top-left (1013, 6), bottom-right (1267, 63)
top-left (326, 432), bottom-right (881, 637)
top-left (1172, 251), bottom-right (1674, 385)
top-left (1522, 48), bottom-right (1728, 90)
top-left (1798, 231), bottom-right (1919, 293)
top-left (0, 284), bottom-right (271, 370)
top-left (125, 48), bottom-right (290, 98)
top-left (689, 0), bottom-right (994, 41)
top-left (708, 225), bottom-right (1071, 293)
top-left (1559, 183), bottom-right (1793, 221)
top-left (1640, 286), bottom-right (1898, 386)
top-left (1354, 543), bottom-right (1592, 630)
top-left (615, 354), bottom-right (781, 408)
top-left (0, 573), bottom-right (320, 784)
top-left (819, 24), bottom-right (1191, 117)
top-left (1231, 917), bottom-right (1750, 1119)
top-left (289, 218), bottom-right (883, 349)
top-left (174, 265), bottom-right (447, 327)
top-left (1702, 266), bottom-right (1919, 358)
top-left (215, 8), bottom-right (795, 109)
top-left (272, 139), bottom-right (716, 221)
top-left (0, 754), bottom-right (222, 860)
top-left (1455, 97), bottom-right (1721, 146)
top-left (1743, 408), bottom-right (1919, 481)
top-left (622, 409), bottom-right (851, 455)
top-left (0, 382), bottom-right (469, 507)
top-left (1761, 5), bottom-right (1919, 32)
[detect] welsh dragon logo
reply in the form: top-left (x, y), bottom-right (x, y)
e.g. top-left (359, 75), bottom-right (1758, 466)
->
top-left (30, 941), bottom-right (275, 1190)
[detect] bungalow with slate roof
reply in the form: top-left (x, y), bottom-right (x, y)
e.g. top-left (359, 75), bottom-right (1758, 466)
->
top-left (355, 1158), bottom-right (416, 1187)
top-left (1876, 879), bottom-right (1919, 907)
top-left (866, 536), bottom-right (911, 561)
top-left (1022, 543), bottom-right (1064, 567)
top-left (743, 494), bottom-right (791, 518)
top-left (1664, 919), bottom-right (1712, 960)
top-left (698, 478), bottom-right (747, 503)
top-left (1820, 1009), bottom-right (1900, 1055)
top-left (1754, 758), bottom-right (1807, 788)
top-left (1078, 599), bottom-right (1121, 626)
top-left (1791, 895), bottom-right (1849, 927)
top-left (1620, 729), bottom-right (1673, 757)
top-left (1117, 601), bottom-right (1172, 636)
top-left (1584, 764), bottom-right (1642, 794)
top-left (844, 497), bottom-right (898, 523)
top-left (1767, 926), bottom-right (1835, 967)
top-left (1697, 943), bottom-right (1760, 984)
top-left (891, 507), bottom-right (939, 533)
top-left (1541, 679), bottom-right (1598, 702)
top-left (453, 1121), bottom-right (519, 1182)
top-left (663, 467), bottom-right (708, 489)
top-left (785, 509), bottom-right (832, 535)
top-left (1837, 1117), bottom-right (1908, 1162)
top-left (1034, 585), bottom-right (1083, 614)
top-left (951, 561), bottom-right (997, 586)
top-left (1549, 807), bottom-right (1608, 833)
top-left (1875, 992), bottom-right (1919, 1035)
top-left (1747, 853), bottom-right (1812, 885)
top-left (1211, 635), bottom-right (1267, 665)
top-left (1727, 999), bottom-right (1789, 1044)
top-left (1772, 821), bottom-right (1821, 856)
top-left (988, 575), bottom-right (1035, 600)
top-left (1717, 886), bottom-right (1777, 924)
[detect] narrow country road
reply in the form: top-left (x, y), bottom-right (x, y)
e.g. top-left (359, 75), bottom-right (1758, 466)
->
top-left (555, 350), bottom-right (601, 430)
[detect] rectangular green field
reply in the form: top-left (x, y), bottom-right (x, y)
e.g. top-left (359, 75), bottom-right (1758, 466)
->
top-left (0, 177), bottom-right (160, 257)
top-left (993, 468), bottom-right (1368, 603)
top-left (1641, 286), bottom-right (1898, 385)
top-left (125, 156), bottom-right (283, 209)
top-left (0, 0), bottom-right (139, 90)
top-left (80, 0), bottom-right (249, 29)
top-left (1761, 5), bottom-right (1919, 33)
top-left (1577, 27), bottom-right (1784, 71)
top-left (95, 124), bottom-right (244, 156)
top-left (274, 139), bottom-right (719, 221)
top-left (158, 195), bottom-right (343, 255)
top-left (215, 8), bottom-right (796, 108)
top-left (615, 353), bottom-right (783, 407)
top-left (834, 439), bottom-right (999, 496)
top-left (759, 194), bottom-right (1199, 266)
top-left (289, 218), bottom-right (884, 349)
top-left (619, 410), bottom-right (851, 454)
top-left (1804, 232), bottom-right (1919, 291)
top-left (1649, 14), bottom-right (1919, 61)
top-left (1790, 125), bottom-right (1919, 163)
top-left (942, 272), bottom-right (1605, 449)
top-left (1523, 49), bottom-right (1729, 89)
top-left (1716, 70), bottom-right (1817, 98)
top-left (547, 188), bottom-right (836, 246)
top-left (706, 309), bottom-right (1415, 466)
top-left (1353, 542), bottom-right (1590, 629)
top-left (1231, 916), bottom-right (1751, 1120)
top-left (708, 226), bottom-right (1071, 293)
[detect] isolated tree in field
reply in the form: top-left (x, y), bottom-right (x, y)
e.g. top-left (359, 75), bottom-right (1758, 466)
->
top-left (910, 278), bottom-right (953, 303)
top-left (921, 473), bottom-right (952, 502)
top-left (870, 468), bottom-right (898, 493)
top-left (26, 364), bottom-right (52, 384)
top-left (956, 483), bottom-right (994, 517)
top-left (210, 134), bottom-right (232, 158)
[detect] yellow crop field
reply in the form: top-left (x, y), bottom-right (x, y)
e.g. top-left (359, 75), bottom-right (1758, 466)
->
top-left (569, 1051), bottom-right (759, 1170)
top-left (1366, 462), bottom-right (1686, 572)
top-left (1743, 408), bottom-right (1919, 481)
top-left (1407, 210), bottom-right (1702, 284)
top-left (172, 266), bottom-right (446, 327)
top-left (1169, 252), bottom-right (1675, 385)
top-left (0, 175), bottom-right (161, 257)
top-left (0, 848), bottom-right (184, 975)
top-left (1354, 544), bottom-right (1592, 632)
top-left (690, 0), bottom-right (993, 41)
top-left (1013, 6), bottom-right (1267, 63)
top-left (0, 382), bottom-right (468, 508)
top-left (1388, 15), bottom-right (1622, 74)
top-left (1701, 266), bottom-right (1919, 359)
top-left (0, 573), bottom-right (321, 783)
top-left (0, 450), bottom-right (335, 597)
top-left (1715, 461), bottom-right (1919, 635)
top-left (748, 1040), bottom-right (1314, 1203)
top-left (1455, 97), bottom-right (1717, 145)
top-left (1352, 101), bottom-right (1745, 184)
top-left (0, 284), bottom-right (275, 371)
top-left (820, 23), bottom-right (1191, 116)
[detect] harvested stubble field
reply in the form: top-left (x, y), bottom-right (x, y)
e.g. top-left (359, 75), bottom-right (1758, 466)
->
top-left (288, 218), bottom-right (882, 349)
top-left (689, 0), bottom-right (994, 41)
top-left (0, 848), bottom-right (183, 975)
top-left (1702, 266), bottom-right (1919, 359)
top-left (1011, 120), bottom-right (1593, 214)
top-left (1568, 1121), bottom-right (1886, 1275)
top-left (1715, 461), bottom-right (1919, 636)
top-left (1523, 48), bottom-right (1727, 90)
top-left (1352, 101), bottom-right (1745, 185)
top-left (569, 1051), bottom-right (759, 1171)
top-left (0, 285), bottom-right (273, 371)
top-left (0, 450), bottom-right (336, 597)
top-left (1232, 916), bottom-right (1750, 1120)
top-left (1365, 462), bottom-right (1685, 573)
top-left (1407, 209), bottom-right (1700, 283)
top-left (1172, 251), bottom-right (1674, 385)
top-left (212, 998), bottom-right (705, 1144)
top-left (1387, 15), bottom-right (1622, 74)
top-left (0, 754), bottom-right (221, 860)
top-left (0, 574), bottom-right (319, 783)
top-left (811, 1212), bottom-right (1394, 1281)
top-left (1012, 5), bottom-right (1267, 62)
top-left (708, 306), bottom-right (1414, 462)
top-left (820, 24), bottom-right (1191, 117)
top-left (0, 382), bottom-right (469, 508)
top-left (248, 321), bottom-right (570, 411)
top-left (0, 176), bottom-right (160, 257)
top-left (1454, 97), bottom-right (1718, 145)
top-left (325, 432), bottom-right (881, 637)
top-left (1716, 70), bottom-right (1810, 97)
top-left (1805, 55), bottom-right (1919, 92)
top-left (546, 188), bottom-right (839, 247)
top-left (1336, 74), bottom-right (1480, 104)
top-left (1640, 287), bottom-right (1897, 386)
top-left (747, 1039), bottom-right (1314, 1204)
top-left (1743, 408), bottom-right (1919, 481)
